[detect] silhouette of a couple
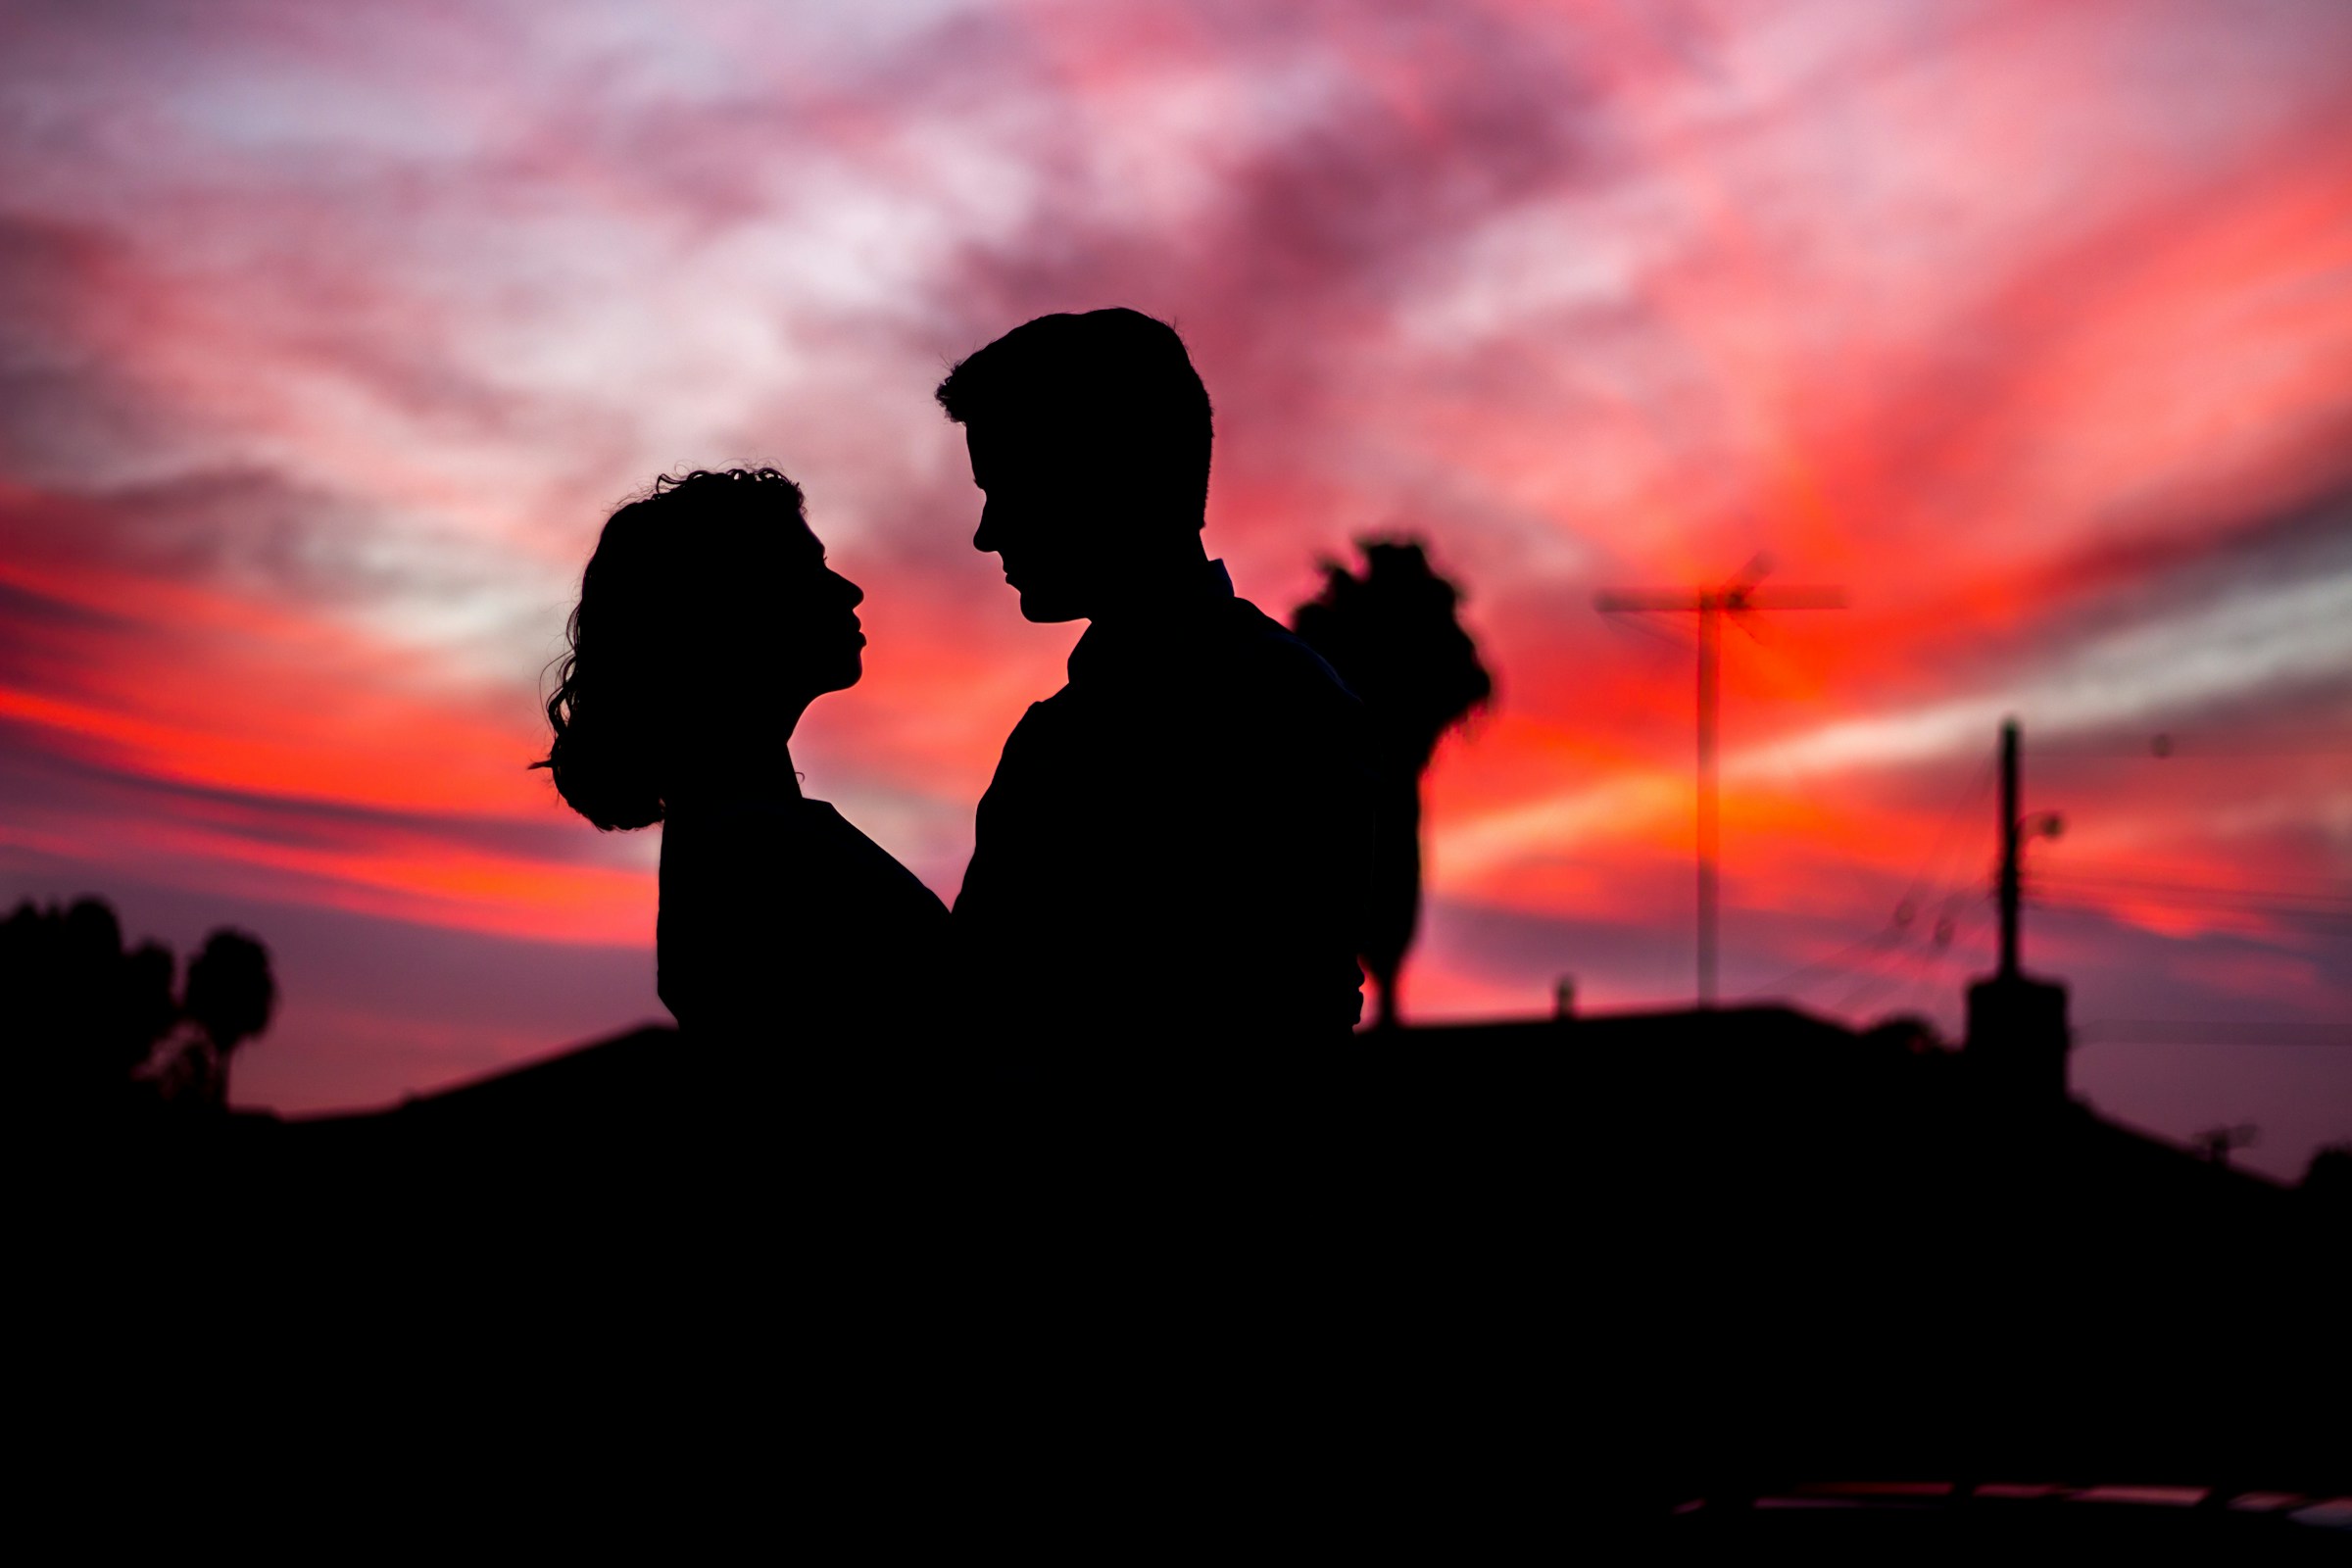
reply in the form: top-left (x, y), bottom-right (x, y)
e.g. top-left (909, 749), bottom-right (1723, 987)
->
top-left (539, 310), bottom-right (1373, 1069)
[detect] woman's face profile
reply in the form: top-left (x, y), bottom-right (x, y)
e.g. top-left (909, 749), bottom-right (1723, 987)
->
top-left (768, 516), bottom-right (865, 701)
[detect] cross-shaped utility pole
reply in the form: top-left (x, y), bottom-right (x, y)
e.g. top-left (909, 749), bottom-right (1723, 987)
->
top-left (1597, 558), bottom-right (1844, 1006)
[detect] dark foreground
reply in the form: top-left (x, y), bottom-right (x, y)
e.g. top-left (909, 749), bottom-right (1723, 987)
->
top-left (29, 1008), bottom-right (2347, 1546)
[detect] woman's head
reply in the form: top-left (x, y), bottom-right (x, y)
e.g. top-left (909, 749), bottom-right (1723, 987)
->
top-left (536, 467), bottom-right (864, 830)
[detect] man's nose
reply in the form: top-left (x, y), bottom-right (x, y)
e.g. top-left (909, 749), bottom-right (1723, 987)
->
top-left (973, 497), bottom-right (998, 554)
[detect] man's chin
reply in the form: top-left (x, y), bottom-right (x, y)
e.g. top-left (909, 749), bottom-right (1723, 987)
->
top-left (1016, 588), bottom-right (1086, 623)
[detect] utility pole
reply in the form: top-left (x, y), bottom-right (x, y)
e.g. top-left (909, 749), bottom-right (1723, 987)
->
top-left (1967, 716), bottom-right (2070, 1100)
top-left (1598, 560), bottom-right (1843, 1006)
top-left (1995, 715), bottom-right (2064, 978)
top-left (1998, 717), bottom-right (2021, 978)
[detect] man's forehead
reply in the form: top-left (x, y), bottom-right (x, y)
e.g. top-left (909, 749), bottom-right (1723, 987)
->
top-left (966, 419), bottom-right (1045, 463)
top-left (968, 416), bottom-right (1114, 481)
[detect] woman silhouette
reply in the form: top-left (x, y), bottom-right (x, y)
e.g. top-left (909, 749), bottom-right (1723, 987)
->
top-left (537, 468), bottom-right (948, 1053)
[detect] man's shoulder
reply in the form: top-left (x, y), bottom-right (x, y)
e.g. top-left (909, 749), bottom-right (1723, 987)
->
top-left (990, 692), bottom-right (1088, 778)
top-left (1223, 597), bottom-right (1363, 711)
top-left (1011, 595), bottom-right (1364, 745)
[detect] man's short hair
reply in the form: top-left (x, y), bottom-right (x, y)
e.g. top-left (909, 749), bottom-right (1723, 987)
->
top-left (936, 308), bottom-right (1213, 515)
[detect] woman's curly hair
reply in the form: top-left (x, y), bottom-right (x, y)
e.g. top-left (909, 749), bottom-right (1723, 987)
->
top-left (535, 467), bottom-right (808, 830)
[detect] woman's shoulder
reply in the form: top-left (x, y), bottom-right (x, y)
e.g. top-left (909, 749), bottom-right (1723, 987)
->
top-left (657, 795), bottom-right (949, 1038)
top-left (798, 800), bottom-right (950, 921)
top-left (665, 796), bottom-right (938, 897)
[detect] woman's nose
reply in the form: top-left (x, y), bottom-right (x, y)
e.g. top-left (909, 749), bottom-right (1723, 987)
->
top-left (837, 571), bottom-right (864, 609)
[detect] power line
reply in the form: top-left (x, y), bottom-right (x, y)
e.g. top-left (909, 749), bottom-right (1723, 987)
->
top-left (1738, 757), bottom-right (1997, 1008)
top-left (1893, 899), bottom-right (1992, 1018)
top-left (2038, 876), bottom-right (2351, 908)
top-left (1831, 948), bottom-right (1909, 1016)
top-left (1742, 925), bottom-right (1905, 1003)
top-left (1890, 753), bottom-right (2000, 919)
top-left (2034, 887), bottom-right (2352, 924)
top-left (2044, 862), bottom-right (2349, 896)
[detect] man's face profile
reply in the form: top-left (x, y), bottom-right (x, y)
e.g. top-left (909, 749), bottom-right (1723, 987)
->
top-left (967, 421), bottom-right (1111, 623)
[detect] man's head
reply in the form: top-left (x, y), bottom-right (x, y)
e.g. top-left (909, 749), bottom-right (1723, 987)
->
top-left (937, 309), bottom-right (1212, 622)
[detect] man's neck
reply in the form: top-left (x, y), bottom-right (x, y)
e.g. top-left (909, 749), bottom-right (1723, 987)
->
top-left (1082, 537), bottom-right (1219, 632)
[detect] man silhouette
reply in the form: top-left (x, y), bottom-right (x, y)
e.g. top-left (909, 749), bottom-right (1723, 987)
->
top-left (940, 309), bottom-right (1373, 1049)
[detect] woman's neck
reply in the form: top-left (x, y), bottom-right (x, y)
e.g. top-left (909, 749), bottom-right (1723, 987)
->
top-left (664, 714), bottom-right (805, 809)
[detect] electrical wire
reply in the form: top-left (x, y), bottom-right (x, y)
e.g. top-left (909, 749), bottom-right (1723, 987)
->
top-left (1738, 753), bottom-right (1998, 1007)
top-left (1741, 924), bottom-right (1905, 1003)
top-left (2033, 888), bottom-right (2352, 925)
top-left (2034, 872), bottom-right (2352, 920)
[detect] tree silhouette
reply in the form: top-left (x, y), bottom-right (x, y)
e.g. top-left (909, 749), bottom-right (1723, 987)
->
top-left (3, 897), bottom-right (179, 1111)
top-left (168, 928), bottom-right (277, 1109)
top-left (1294, 539), bottom-right (1493, 1028)
top-left (1, 898), bottom-right (276, 1114)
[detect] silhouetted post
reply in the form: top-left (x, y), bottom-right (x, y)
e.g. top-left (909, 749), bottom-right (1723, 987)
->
top-left (1697, 596), bottom-right (1720, 1005)
top-left (1597, 562), bottom-right (1842, 1007)
top-left (1966, 717), bottom-right (2072, 1101)
top-left (1997, 717), bottom-right (2021, 979)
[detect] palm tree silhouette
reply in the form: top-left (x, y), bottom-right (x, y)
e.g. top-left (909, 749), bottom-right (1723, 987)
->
top-left (178, 929), bottom-right (276, 1107)
top-left (1295, 539), bottom-right (1492, 1029)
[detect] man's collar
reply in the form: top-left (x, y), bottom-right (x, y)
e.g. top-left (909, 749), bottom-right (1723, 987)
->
top-left (1067, 559), bottom-right (1236, 683)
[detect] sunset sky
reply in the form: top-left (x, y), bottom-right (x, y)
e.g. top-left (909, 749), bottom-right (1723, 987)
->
top-left (3, 0), bottom-right (2347, 1179)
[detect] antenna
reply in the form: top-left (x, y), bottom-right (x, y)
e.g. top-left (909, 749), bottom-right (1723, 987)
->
top-left (1597, 556), bottom-right (1844, 1005)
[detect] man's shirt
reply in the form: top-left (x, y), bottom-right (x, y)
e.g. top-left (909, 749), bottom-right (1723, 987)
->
top-left (955, 561), bottom-right (1375, 1046)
